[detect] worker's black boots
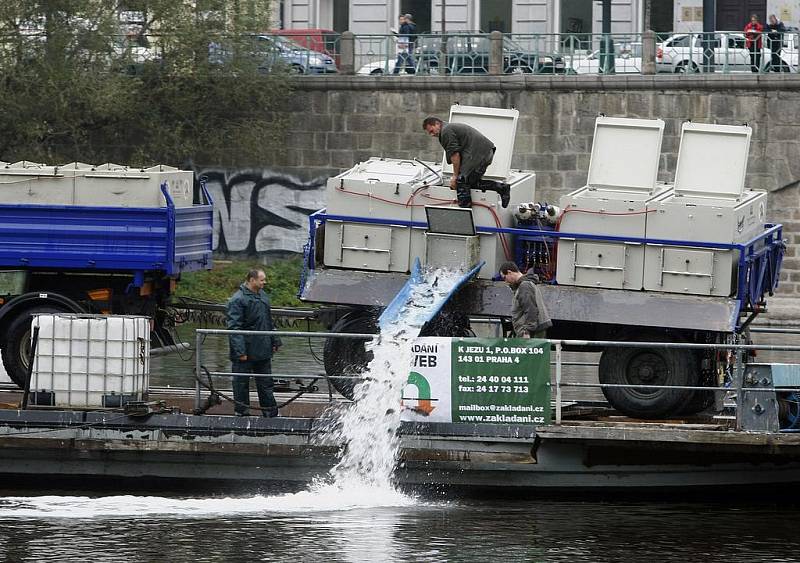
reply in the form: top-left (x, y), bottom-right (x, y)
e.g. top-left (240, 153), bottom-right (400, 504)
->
top-left (456, 178), bottom-right (511, 209)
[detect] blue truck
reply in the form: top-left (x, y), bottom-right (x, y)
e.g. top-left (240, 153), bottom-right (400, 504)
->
top-left (0, 166), bottom-right (213, 387)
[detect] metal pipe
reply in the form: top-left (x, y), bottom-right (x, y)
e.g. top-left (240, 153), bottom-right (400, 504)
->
top-left (205, 371), bottom-right (363, 381)
top-left (555, 341), bottom-right (562, 425)
top-left (561, 382), bottom-right (800, 393)
top-left (553, 339), bottom-right (800, 352)
top-left (196, 329), bottom-right (375, 339)
top-left (21, 326), bottom-right (39, 410)
top-left (194, 330), bottom-right (202, 413)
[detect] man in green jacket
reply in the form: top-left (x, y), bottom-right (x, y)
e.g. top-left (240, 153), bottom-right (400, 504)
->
top-left (422, 116), bottom-right (511, 209)
top-left (227, 269), bottom-right (282, 417)
top-left (499, 261), bottom-right (552, 339)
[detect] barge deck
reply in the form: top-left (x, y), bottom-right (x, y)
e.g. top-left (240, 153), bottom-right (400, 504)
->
top-left (0, 392), bottom-right (798, 491)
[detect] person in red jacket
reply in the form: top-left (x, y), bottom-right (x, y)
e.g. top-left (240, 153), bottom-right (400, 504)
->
top-left (744, 13), bottom-right (764, 72)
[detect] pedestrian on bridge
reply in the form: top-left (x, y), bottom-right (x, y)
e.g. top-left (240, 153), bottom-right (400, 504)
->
top-left (227, 269), bottom-right (282, 417)
top-left (744, 13), bottom-right (764, 72)
top-left (767, 14), bottom-right (786, 71)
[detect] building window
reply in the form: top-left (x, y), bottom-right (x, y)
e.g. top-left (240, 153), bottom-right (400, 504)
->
top-left (333, 0), bottom-right (348, 32)
top-left (480, 0), bottom-right (511, 33)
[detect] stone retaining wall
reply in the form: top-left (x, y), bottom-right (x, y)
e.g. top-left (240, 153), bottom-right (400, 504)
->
top-left (274, 74), bottom-right (800, 294)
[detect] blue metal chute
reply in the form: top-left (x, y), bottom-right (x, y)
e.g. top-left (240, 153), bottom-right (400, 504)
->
top-left (378, 258), bottom-right (485, 332)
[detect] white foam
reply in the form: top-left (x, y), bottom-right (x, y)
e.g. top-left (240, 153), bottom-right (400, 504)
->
top-left (0, 484), bottom-right (417, 519)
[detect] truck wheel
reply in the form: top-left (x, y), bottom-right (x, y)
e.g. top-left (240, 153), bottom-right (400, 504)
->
top-left (323, 311), bottom-right (377, 400)
top-left (2, 307), bottom-right (67, 388)
top-left (599, 343), bottom-right (696, 419)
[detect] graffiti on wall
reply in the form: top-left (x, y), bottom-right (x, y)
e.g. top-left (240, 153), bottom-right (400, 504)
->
top-left (196, 168), bottom-right (326, 255)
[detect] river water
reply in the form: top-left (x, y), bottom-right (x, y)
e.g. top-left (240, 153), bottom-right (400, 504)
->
top-left (0, 326), bottom-right (798, 561)
top-left (0, 492), bottom-right (797, 562)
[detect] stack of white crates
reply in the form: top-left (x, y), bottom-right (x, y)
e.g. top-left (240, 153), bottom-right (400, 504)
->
top-left (323, 157), bottom-right (440, 274)
top-left (30, 314), bottom-right (150, 409)
top-left (0, 161), bottom-right (193, 207)
top-left (644, 123), bottom-right (766, 296)
top-left (557, 117), bottom-right (671, 290)
top-left (323, 105), bottom-right (536, 279)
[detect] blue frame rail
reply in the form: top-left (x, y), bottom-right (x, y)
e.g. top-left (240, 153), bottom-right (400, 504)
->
top-left (0, 182), bottom-right (213, 286)
top-left (301, 210), bottom-right (785, 328)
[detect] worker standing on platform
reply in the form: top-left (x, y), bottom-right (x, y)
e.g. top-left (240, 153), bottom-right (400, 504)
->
top-left (422, 116), bottom-right (511, 209)
top-left (227, 269), bottom-right (282, 417)
top-left (499, 261), bottom-right (552, 339)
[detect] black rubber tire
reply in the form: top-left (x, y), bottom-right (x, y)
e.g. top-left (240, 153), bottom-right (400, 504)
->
top-left (419, 306), bottom-right (473, 338)
top-left (323, 311), bottom-right (377, 400)
top-left (323, 304), bottom-right (473, 400)
top-left (2, 307), bottom-right (67, 388)
top-left (599, 343), bottom-right (697, 419)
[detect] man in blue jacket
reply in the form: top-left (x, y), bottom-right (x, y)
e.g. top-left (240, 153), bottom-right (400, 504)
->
top-left (227, 269), bottom-right (282, 417)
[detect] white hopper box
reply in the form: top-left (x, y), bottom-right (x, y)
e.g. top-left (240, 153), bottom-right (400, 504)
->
top-left (557, 117), bottom-right (672, 290)
top-left (30, 314), bottom-right (150, 409)
top-left (322, 105), bottom-right (535, 279)
top-left (644, 123), bottom-right (766, 297)
top-left (0, 161), bottom-right (193, 208)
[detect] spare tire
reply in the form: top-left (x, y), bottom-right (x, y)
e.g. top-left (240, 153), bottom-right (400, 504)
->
top-left (2, 306), bottom-right (69, 388)
top-left (599, 341), bottom-right (698, 419)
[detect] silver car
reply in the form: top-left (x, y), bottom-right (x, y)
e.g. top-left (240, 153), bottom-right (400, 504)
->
top-left (209, 35), bottom-right (338, 74)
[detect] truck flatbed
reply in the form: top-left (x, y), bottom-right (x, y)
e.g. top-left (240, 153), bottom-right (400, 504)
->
top-left (0, 187), bottom-right (212, 277)
top-left (302, 268), bottom-right (740, 333)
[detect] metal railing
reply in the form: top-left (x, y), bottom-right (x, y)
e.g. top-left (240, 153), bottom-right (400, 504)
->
top-left (195, 327), bottom-right (800, 433)
top-left (5, 30), bottom-right (798, 76)
top-left (194, 328), bottom-right (371, 412)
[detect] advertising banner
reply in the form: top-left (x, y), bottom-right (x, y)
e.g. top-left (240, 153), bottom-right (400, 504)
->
top-left (401, 337), bottom-right (551, 425)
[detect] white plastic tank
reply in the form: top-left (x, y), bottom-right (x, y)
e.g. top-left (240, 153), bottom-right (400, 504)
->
top-left (644, 123), bottom-right (766, 296)
top-left (557, 117), bottom-right (670, 290)
top-left (0, 161), bottom-right (193, 208)
top-left (30, 314), bottom-right (150, 408)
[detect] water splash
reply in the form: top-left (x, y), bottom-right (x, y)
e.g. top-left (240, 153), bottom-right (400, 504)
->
top-left (321, 267), bottom-right (464, 492)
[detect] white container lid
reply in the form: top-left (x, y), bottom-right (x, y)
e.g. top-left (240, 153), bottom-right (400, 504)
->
top-left (587, 117), bottom-right (665, 193)
top-left (673, 122), bottom-right (751, 199)
top-left (2, 161), bottom-right (62, 176)
top-left (344, 158), bottom-right (433, 183)
top-left (443, 105), bottom-right (519, 180)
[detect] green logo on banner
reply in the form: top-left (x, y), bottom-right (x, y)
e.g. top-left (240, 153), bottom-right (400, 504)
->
top-left (406, 371), bottom-right (435, 416)
top-left (450, 338), bottom-right (551, 425)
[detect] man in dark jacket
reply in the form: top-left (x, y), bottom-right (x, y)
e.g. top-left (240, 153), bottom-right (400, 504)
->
top-left (392, 13), bottom-right (417, 74)
top-left (499, 261), bottom-right (552, 338)
top-left (422, 116), bottom-right (511, 208)
top-left (767, 14), bottom-right (787, 71)
top-left (227, 269), bottom-right (282, 417)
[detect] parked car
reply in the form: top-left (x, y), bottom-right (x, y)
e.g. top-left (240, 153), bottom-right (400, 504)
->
top-left (656, 32), bottom-right (798, 72)
top-left (359, 34), bottom-right (570, 75)
top-left (209, 34), bottom-right (338, 74)
top-left (357, 58), bottom-right (397, 75)
top-left (271, 28), bottom-right (340, 66)
top-left (569, 42), bottom-right (642, 74)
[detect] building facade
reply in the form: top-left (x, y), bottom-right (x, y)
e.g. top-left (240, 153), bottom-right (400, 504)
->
top-left (274, 0), bottom-right (800, 35)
